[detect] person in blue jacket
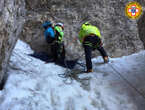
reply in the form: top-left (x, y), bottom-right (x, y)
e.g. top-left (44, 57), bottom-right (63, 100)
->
top-left (42, 21), bottom-right (65, 62)
top-left (43, 21), bottom-right (55, 43)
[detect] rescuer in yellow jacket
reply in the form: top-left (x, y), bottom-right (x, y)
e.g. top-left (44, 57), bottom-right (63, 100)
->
top-left (79, 22), bottom-right (109, 73)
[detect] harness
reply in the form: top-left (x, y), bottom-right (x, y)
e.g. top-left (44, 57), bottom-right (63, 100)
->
top-left (83, 35), bottom-right (102, 49)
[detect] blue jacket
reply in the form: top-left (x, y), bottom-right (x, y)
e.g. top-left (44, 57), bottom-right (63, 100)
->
top-left (44, 27), bottom-right (55, 39)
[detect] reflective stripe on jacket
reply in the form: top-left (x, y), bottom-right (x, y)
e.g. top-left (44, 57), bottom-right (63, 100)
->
top-left (54, 26), bottom-right (64, 42)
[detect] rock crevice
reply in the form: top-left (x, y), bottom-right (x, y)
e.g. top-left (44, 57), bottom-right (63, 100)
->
top-left (138, 12), bottom-right (145, 48)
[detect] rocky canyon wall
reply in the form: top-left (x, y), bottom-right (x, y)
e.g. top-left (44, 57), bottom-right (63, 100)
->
top-left (21, 0), bottom-right (144, 59)
top-left (137, 1), bottom-right (145, 48)
top-left (0, 0), bottom-right (25, 85)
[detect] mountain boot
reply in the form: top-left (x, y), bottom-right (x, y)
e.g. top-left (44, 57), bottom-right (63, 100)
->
top-left (103, 56), bottom-right (109, 63)
top-left (86, 69), bottom-right (93, 73)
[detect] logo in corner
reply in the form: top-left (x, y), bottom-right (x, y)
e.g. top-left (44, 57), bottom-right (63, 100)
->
top-left (125, 1), bottom-right (142, 19)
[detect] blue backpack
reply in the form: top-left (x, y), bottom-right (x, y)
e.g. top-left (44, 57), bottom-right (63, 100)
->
top-left (43, 21), bottom-right (56, 43)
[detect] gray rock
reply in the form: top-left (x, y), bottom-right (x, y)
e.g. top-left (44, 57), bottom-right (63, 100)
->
top-left (21, 0), bottom-right (144, 59)
top-left (0, 0), bottom-right (25, 85)
top-left (137, 9), bottom-right (145, 48)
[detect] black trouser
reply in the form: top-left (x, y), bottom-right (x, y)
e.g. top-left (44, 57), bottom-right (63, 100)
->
top-left (46, 37), bottom-right (55, 44)
top-left (51, 42), bottom-right (65, 62)
top-left (83, 36), bottom-right (108, 70)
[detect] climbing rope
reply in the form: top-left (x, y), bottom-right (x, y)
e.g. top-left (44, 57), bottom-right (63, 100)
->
top-left (58, 59), bottom-right (90, 85)
top-left (58, 59), bottom-right (74, 84)
top-left (58, 59), bottom-right (73, 84)
top-left (108, 62), bottom-right (145, 101)
top-left (76, 62), bottom-right (86, 70)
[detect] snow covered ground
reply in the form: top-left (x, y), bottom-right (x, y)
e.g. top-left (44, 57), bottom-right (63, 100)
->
top-left (0, 40), bottom-right (145, 110)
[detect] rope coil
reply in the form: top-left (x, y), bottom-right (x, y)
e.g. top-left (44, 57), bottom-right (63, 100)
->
top-left (58, 60), bottom-right (90, 85)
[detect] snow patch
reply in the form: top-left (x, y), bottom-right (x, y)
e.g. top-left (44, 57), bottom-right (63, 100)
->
top-left (0, 40), bottom-right (145, 110)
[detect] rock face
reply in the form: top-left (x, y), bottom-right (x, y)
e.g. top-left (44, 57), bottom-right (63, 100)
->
top-left (21, 0), bottom-right (144, 59)
top-left (138, 12), bottom-right (145, 48)
top-left (137, 0), bottom-right (145, 48)
top-left (0, 0), bottom-right (25, 85)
